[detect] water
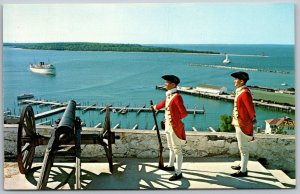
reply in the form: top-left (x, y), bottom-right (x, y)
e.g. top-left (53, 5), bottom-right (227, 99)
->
top-left (3, 44), bottom-right (295, 131)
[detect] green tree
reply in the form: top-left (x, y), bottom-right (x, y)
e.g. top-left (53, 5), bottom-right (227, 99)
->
top-left (220, 114), bottom-right (235, 132)
top-left (275, 126), bottom-right (286, 134)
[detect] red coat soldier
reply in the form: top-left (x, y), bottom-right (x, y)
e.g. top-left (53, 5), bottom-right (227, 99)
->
top-left (230, 71), bottom-right (256, 177)
top-left (153, 74), bottom-right (187, 181)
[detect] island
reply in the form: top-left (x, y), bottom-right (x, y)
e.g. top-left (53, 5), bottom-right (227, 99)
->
top-left (3, 42), bottom-right (220, 54)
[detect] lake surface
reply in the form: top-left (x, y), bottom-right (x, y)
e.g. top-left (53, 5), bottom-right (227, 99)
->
top-left (3, 44), bottom-right (295, 131)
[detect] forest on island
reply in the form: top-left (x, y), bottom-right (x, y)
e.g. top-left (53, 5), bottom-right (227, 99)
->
top-left (4, 42), bottom-right (220, 54)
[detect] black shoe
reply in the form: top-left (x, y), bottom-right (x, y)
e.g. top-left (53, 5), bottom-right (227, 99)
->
top-left (169, 173), bottom-right (182, 181)
top-left (161, 165), bottom-right (175, 171)
top-left (231, 165), bottom-right (241, 170)
top-left (230, 170), bottom-right (248, 177)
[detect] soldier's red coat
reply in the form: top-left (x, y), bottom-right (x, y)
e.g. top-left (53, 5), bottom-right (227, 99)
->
top-left (155, 93), bottom-right (188, 140)
top-left (236, 88), bottom-right (256, 136)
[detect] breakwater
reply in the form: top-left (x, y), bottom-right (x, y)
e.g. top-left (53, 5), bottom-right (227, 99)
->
top-left (189, 64), bottom-right (290, 74)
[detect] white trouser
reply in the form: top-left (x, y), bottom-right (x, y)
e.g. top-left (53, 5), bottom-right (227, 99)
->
top-left (235, 126), bottom-right (252, 172)
top-left (165, 127), bottom-right (183, 175)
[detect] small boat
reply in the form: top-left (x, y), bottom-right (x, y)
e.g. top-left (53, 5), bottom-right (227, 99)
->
top-left (17, 93), bottom-right (34, 100)
top-left (4, 115), bottom-right (20, 124)
top-left (29, 62), bottom-right (56, 75)
top-left (281, 82), bottom-right (288, 86)
top-left (3, 110), bottom-right (12, 117)
top-left (223, 54), bottom-right (230, 64)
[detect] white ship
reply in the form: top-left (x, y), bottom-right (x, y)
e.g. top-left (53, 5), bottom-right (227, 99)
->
top-left (29, 62), bottom-right (56, 75)
top-left (223, 54), bottom-right (230, 64)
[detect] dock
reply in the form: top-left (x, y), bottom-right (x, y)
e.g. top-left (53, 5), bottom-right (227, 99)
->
top-left (35, 107), bottom-right (66, 119)
top-left (83, 104), bottom-right (97, 112)
top-left (36, 120), bottom-right (51, 125)
top-left (156, 85), bottom-right (295, 113)
top-left (20, 99), bottom-right (65, 107)
top-left (18, 98), bottom-right (205, 116)
top-left (74, 105), bottom-right (204, 114)
top-left (132, 124), bottom-right (138, 130)
top-left (14, 99), bottom-right (206, 128)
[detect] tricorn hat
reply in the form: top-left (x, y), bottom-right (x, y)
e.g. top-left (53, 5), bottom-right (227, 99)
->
top-left (162, 74), bottom-right (180, 85)
top-left (231, 71), bottom-right (249, 81)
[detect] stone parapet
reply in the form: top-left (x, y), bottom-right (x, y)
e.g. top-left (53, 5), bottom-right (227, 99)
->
top-left (4, 124), bottom-right (295, 172)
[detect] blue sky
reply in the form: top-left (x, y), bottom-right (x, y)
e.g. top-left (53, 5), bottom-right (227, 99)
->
top-left (3, 3), bottom-right (294, 44)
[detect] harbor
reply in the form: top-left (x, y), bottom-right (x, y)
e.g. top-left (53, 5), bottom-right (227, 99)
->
top-left (3, 44), bottom-right (295, 133)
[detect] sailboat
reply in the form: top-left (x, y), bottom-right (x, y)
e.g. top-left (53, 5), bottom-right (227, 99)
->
top-left (223, 54), bottom-right (230, 64)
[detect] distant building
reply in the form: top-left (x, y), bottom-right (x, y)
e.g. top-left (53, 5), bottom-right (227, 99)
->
top-left (265, 116), bottom-right (295, 135)
top-left (275, 90), bottom-right (295, 95)
top-left (195, 84), bottom-right (227, 95)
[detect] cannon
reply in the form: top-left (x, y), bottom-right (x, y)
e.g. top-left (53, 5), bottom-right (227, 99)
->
top-left (16, 100), bottom-right (116, 189)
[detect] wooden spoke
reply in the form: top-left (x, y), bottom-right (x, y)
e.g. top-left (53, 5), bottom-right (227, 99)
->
top-left (23, 122), bottom-right (29, 132)
top-left (25, 113), bottom-right (32, 133)
top-left (21, 143), bottom-right (31, 154)
top-left (22, 150), bottom-right (29, 164)
top-left (26, 146), bottom-right (35, 167)
top-left (22, 144), bottom-right (34, 164)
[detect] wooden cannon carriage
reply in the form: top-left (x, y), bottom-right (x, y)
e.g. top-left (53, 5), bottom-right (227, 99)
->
top-left (16, 100), bottom-right (116, 189)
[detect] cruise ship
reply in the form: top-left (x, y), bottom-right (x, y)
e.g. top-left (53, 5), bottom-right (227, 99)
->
top-left (29, 62), bottom-right (56, 75)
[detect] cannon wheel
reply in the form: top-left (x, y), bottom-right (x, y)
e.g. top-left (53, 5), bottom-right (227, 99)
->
top-left (103, 106), bottom-right (113, 173)
top-left (16, 105), bottom-right (37, 174)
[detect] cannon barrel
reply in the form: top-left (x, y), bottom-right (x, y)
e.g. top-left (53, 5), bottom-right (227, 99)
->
top-left (57, 100), bottom-right (76, 130)
top-left (47, 100), bottom-right (77, 150)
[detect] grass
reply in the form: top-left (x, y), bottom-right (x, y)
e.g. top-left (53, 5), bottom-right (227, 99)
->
top-left (250, 89), bottom-right (295, 106)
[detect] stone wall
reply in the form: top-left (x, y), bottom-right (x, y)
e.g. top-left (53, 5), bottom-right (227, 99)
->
top-left (4, 125), bottom-right (295, 172)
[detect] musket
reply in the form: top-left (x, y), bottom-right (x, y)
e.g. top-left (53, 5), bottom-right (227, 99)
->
top-left (150, 100), bottom-right (164, 169)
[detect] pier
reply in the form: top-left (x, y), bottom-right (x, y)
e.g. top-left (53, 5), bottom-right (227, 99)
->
top-left (12, 99), bottom-right (206, 129)
top-left (35, 107), bottom-right (67, 119)
top-left (19, 99), bottom-right (66, 107)
top-left (83, 104), bottom-right (97, 112)
top-left (18, 99), bottom-right (205, 115)
top-left (94, 122), bottom-right (102, 128)
top-left (77, 105), bottom-right (205, 115)
top-left (156, 85), bottom-right (295, 113)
